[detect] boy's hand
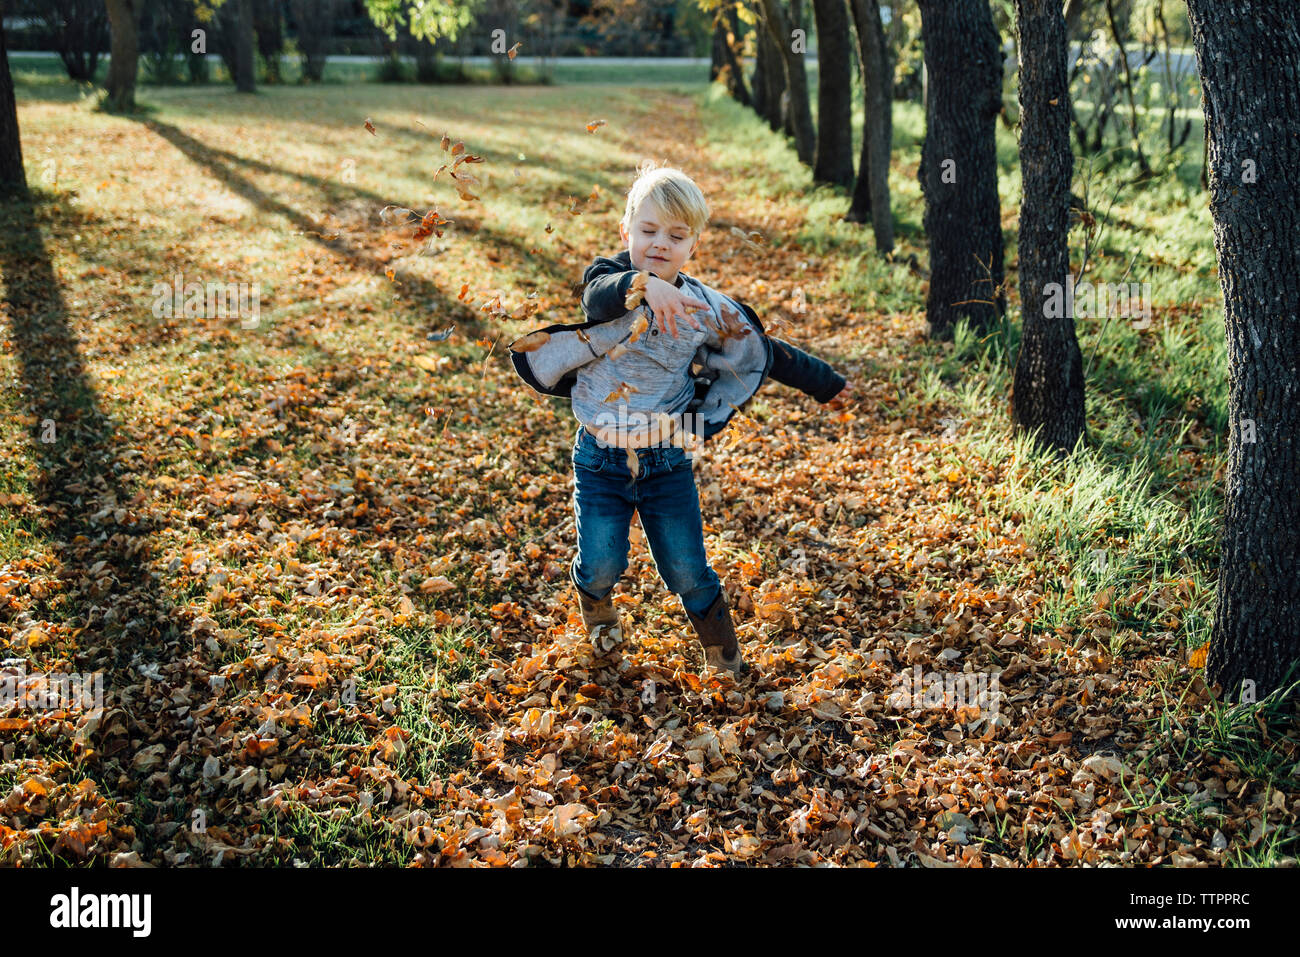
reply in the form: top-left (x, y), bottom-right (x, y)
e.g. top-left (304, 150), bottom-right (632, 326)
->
top-left (644, 275), bottom-right (708, 339)
top-left (827, 380), bottom-right (856, 409)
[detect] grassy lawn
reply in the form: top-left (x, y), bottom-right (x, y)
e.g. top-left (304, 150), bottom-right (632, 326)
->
top-left (0, 63), bottom-right (1293, 868)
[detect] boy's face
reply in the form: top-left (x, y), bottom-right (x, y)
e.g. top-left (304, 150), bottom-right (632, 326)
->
top-left (619, 197), bottom-right (701, 285)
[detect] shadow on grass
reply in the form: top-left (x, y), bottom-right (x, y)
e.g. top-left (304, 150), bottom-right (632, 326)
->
top-left (0, 185), bottom-right (215, 859)
top-left (131, 116), bottom-right (604, 339)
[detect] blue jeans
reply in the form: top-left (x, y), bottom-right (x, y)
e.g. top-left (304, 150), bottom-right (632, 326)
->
top-left (570, 425), bottom-right (724, 617)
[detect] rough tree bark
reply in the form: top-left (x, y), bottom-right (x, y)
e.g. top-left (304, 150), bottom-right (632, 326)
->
top-left (810, 0), bottom-right (854, 187)
top-left (0, 8), bottom-right (26, 197)
top-left (1186, 0), bottom-right (1300, 702)
top-left (917, 0), bottom-right (1005, 338)
top-left (845, 0), bottom-right (893, 253)
top-left (758, 0), bottom-right (815, 165)
top-left (104, 0), bottom-right (139, 112)
top-left (1010, 0), bottom-right (1086, 455)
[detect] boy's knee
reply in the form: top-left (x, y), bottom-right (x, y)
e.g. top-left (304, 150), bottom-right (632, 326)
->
top-left (660, 560), bottom-right (718, 602)
top-left (574, 555), bottom-right (626, 597)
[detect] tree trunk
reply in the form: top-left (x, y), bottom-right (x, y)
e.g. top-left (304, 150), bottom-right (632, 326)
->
top-left (290, 0), bottom-right (333, 83)
top-left (723, 4), bottom-right (751, 107)
top-left (1010, 0), bottom-right (1086, 455)
top-left (711, 5), bottom-right (752, 106)
top-left (233, 0), bottom-right (256, 92)
top-left (751, 9), bottom-right (768, 117)
top-left (1186, 0), bottom-right (1300, 702)
top-left (781, 0), bottom-right (802, 139)
top-left (758, 0), bottom-right (816, 165)
top-left (753, 17), bottom-right (785, 131)
top-left (0, 9), bottom-right (26, 198)
top-left (253, 0), bottom-right (284, 84)
top-left (1104, 0), bottom-right (1151, 177)
top-left (1064, 0), bottom-right (1086, 37)
top-left (104, 0), bottom-right (139, 112)
top-left (710, 9), bottom-right (725, 81)
top-left (810, 0), bottom-right (854, 187)
top-left (917, 0), bottom-right (1005, 338)
top-left (845, 0), bottom-right (893, 253)
top-left (45, 0), bottom-right (107, 83)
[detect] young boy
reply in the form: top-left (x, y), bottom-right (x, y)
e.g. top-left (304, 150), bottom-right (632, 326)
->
top-left (509, 162), bottom-right (850, 675)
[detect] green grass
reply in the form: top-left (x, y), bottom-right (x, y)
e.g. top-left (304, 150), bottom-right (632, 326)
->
top-left (8, 52), bottom-right (713, 99)
top-left (694, 65), bottom-right (1226, 662)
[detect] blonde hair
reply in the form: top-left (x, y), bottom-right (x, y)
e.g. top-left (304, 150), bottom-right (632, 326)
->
top-left (620, 160), bottom-right (710, 238)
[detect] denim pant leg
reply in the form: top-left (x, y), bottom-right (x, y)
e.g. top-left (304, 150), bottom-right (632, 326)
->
top-left (635, 452), bottom-right (724, 617)
top-left (571, 432), bottom-right (635, 601)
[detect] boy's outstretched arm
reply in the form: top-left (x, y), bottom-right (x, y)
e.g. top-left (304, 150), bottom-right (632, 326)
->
top-left (580, 255), bottom-right (640, 321)
top-left (767, 337), bottom-right (847, 403)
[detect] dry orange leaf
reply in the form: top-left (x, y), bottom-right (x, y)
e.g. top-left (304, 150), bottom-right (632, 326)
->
top-left (510, 331), bottom-right (551, 353)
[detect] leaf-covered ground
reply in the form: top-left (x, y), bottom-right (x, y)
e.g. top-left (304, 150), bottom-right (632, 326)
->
top-left (0, 80), bottom-right (1295, 867)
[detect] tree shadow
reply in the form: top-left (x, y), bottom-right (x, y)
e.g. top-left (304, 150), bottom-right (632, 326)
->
top-left (0, 187), bottom-right (211, 857)
top-left (131, 116), bottom-right (601, 336)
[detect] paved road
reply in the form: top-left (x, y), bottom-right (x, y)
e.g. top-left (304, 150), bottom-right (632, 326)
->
top-left (11, 46), bottom-right (1199, 72)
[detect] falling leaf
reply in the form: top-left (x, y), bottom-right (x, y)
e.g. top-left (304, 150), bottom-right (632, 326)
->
top-left (585, 119), bottom-right (607, 133)
top-left (604, 382), bottom-right (638, 403)
top-left (364, 117), bottom-right (377, 135)
top-left (509, 331), bottom-right (551, 353)
top-left (507, 41), bottom-right (522, 60)
top-left (625, 271), bottom-right (650, 309)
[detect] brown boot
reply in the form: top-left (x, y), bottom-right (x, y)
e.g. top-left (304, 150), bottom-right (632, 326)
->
top-left (571, 564), bottom-right (624, 654)
top-left (685, 592), bottom-right (748, 677)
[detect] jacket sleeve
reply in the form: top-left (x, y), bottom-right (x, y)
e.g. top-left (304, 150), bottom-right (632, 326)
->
top-left (580, 256), bottom-right (640, 322)
top-left (767, 337), bottom-right (846, 403)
